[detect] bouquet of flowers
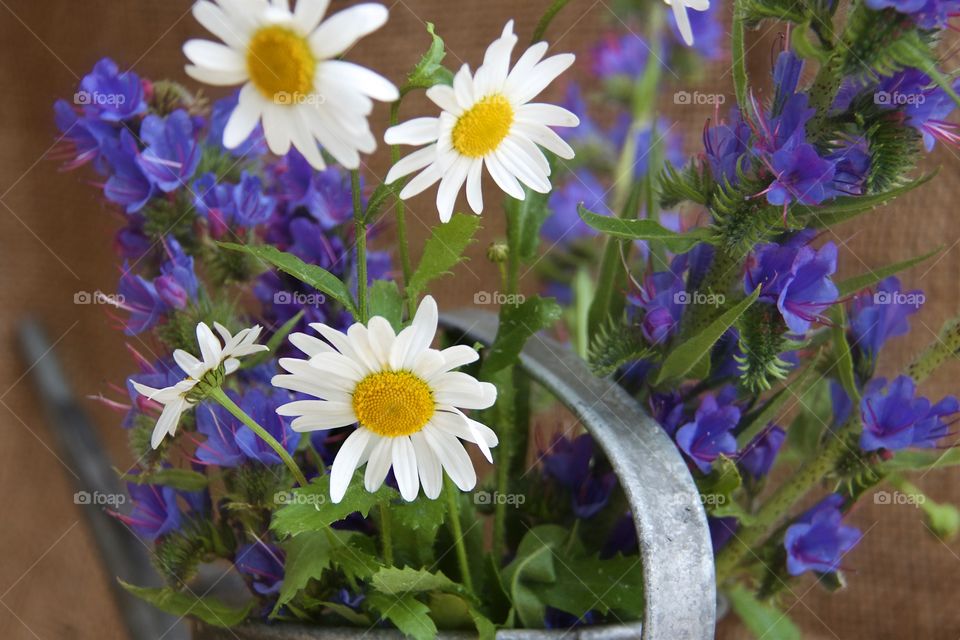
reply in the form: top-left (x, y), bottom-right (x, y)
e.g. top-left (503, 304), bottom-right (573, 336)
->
top-left (54, 0), bottom-right (960, 636)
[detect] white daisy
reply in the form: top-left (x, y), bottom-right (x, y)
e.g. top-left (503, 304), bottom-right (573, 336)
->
top-left (132, 322), bottom-right (267, 448)
top-left (183, 0), bottom-right (399, 169)
top-left (666, 0), bottom-right (710, 47)
top-left (272, 296), bottom-right (499, 503)
top-left (383, 20), bottom-right (579, 222)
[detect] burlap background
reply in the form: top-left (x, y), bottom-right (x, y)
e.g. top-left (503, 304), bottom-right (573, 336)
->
top-left (1, 1), bottom-right (958, 638)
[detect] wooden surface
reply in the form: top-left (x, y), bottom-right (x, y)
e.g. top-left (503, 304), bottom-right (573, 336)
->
top-left (0, 1), bottom-right (958, 638)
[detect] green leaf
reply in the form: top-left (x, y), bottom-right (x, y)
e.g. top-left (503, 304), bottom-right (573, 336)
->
top-left (785, 377), bottom-right (833, 462)
top-left (119, 580), bottom-right (253, 628)
top-left (367, 592), bottom-right (437, 640)
top-left (500, 525), bottom-right (567, 628)
top-left (320, 601), bottom-right (372, 626)
top-left (830, 306), bottom-right (860, 403)
top-left (534, 554), bottom-right (644, 619)
top-left (506, 188), bottom-right (551, 265)
top-left (697, 455), bottom-right (742, 500)
top-left (403, 22), bottom-right (453, 92)
top-left (271, 474), bottom-right (397, 537)
top-left (806, 172), bottom-right (936, 228)
top-left (578, 204), bottom-right (716, 252)
top-left (407, 213), bottom-right (481, 299)
top-left (218, 242), bottom-right (356, 313)
top-left (333, 534), bottom-right (383, 581)
top-left (480, 296), bottom-right (562, 376)
top-left (371, 567), bottom-right (464, 597)
top-left (391, 495), bottom-right (447, 567)
top-left (243, 310), bottom-right (304, 369)
top-left (273, 531), bottom-right (333, 613)
top-left (369, 280), bottom-right (404, 331)
top-left (737, 362), bottom-right (816, 447)
top-left (836, 247), bottom-right (941, 297)
top-left (654, 287), bottom-right (760, 385)
top-left (727, 584), bottom-right (801, 640)
top-left (120, 467), bottom-right (208, 492)
top-left (882, 448), bottom-right (960, 471)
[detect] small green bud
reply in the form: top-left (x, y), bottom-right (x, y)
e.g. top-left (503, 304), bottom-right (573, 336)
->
top-left (487, 241), bottom-right (509, 264)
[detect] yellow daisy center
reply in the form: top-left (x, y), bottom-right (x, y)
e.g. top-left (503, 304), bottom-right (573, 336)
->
top-left (451, 94), bottom-right (514, 158)
top-left (352, 371), bottom-right (435, 437)
top-left (246, 25), bottom-right (317, 103)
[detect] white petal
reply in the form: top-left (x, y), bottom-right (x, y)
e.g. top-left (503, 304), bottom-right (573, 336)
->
top-left (307, 352), bottom-right (367, 383)
top-left (367, 316), bottom-right (396, 367)
top-left (193, 1), bottom-right (249, 49)
top-left (516, 103), bottom-right (580, 128)
top-left (432, 410), bottom-right (496, 462)
top-left (434, 374), bottom-right (498, 409)
top-left (432, 345), bottom-right (480, 377)
top-left (223, 84), bottom-right (264, 148)
top-left (410, 432), bottom-right (442, 499)
top-left (322, 60), bottom-right (398, 102)
top-left (426, 84), bottom-right (461, 115)
top-left (185, 64), bottom-right (248, 86)
top-left (436, 155), bottom-right (470, 223)
top-left (309, 3), bottom-right (388, 58)
top-left (507, 53), bottom-right (575, 105)
top-left (505, 42), bottom-right (547, 84)
top-left (183, 39), bottom-right (245, 71)
top-left (173, 350), bottom-right (203, 378)
top-left (398, 163), bottom-right (443, 199)
top-left (496, 142), bottom-right (550, 193)
top-left (384, 117), bottom-right (441, 146)
top-left (364, 436), bottom-right (393, 492)
top-left (671, 0), bottom-right (695, 46)
top-left (346, 324), bottom-right (382, 373)
top-left (465, 159), bottom-right (484, 214)
top-left (330, 428), bottom-right (375, 503)
top-left (293, 0), bottom-right (330, 32)
top-left (386, 144), bottom-right (439, 185)
top-left (392, 436), bottom-right (420, 501)
top-left (478, 20), bottom-right (517, 91)
top-left (151, 400), bottom-right (185, 449)
top-left (289, 105), bottom-right (327, 169)
top-left (484, 154), bottom-right (525, 200)
top-left (289, 332), bottom-right (334, 357)
top-left (452, 64), bottom-right (474, 107)
top-left (404, 295), bottom-right (438, 367)
top-left (196, 323), bottom-right (222, 369)
top-left (423, 427), bottom-right (477, 491)
top-left (513, 121), bottom-right (575, 159)
top-left (261, 103), bottom-right (294, 155)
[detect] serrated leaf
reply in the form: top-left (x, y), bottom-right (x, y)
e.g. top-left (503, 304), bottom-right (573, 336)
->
top-left (371, 567), bottom-right (463, 597)
top-left (806, 172), bottom-right (936, 228)
top-left (403, 22), bottom-right (453, 91)
top-left (274, 531), bottom-right (333, 613)
top-left (578, 204), bottom-right (716, 252)
top-left (218, 243), bottom-right (356, 313)
top-left (119, 580), bottom-right (253, 628)
top-left (271, 474), bottom-right (397, 537)
top-left (836, 247), bottom-right (941, 297)
top-left (480, 296), bottom-right (561, 376)
top-left (120, 468), bottom-right (208, 492)
top-left (369, 280), bottom-right (404, 331)
top-left (654, 288), bottom-right (760, 385)
top-left (333, 534), bottom-right (383, 581)
top-left (407, 213), bottom-right (480, 299)
top-left (392, 495), bottom-right (446, 567)
top-left (367, 592), bottom-right (437, 640)
top-left (727, 584), bottom-right (801, 640)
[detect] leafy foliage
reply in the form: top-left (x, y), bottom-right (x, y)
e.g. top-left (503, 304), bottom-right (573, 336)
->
top-left (271, 475), bottom-right (397, 537)
top-left (588, 318), bottom-right (652, 377)
top-left (407, 213), bottom-right (481, 299)
top-left (480, 296), bottom-right (562, 376)
top-left (120, 580), bottom-right (254, 628)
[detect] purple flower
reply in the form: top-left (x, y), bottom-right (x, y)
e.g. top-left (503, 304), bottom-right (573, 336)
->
top-left (784, 494), bottom-right (861, 576)
top-left (630, 270), bottom-right (686, 344)
top-left (234, 389), bottom-right (299, 466)
top-left (738, 426), bottom-right (786, 479)
top-left (765, 139), bottom-right (837, 207)
top-left (235, 541), bottom-right (285, 596)
top-left (543, 170), bottom-right (608, 244)
top-left (703, 108), bottom-right (751, 185)
top-left (875, 69), bottom-right (960, 151)
top-left (53, 100), bottom-right (117, 171)
top-left (102, 129), bottom-right (156, 213)
top-left (137, 110), bottom-right (201, 192)
top-left (116, 483), bottom-right (182, 540)
top-left (208, 92), bottom-right (266, 157)
top-left (860, 376), bottom-right (958, 451)
top-left (827, 136), bottom-right (871, 197)
top-left (649, 391), bottom-right (687, 438)
top-left (668, 1), bottom-right (724, 59)
top-left (865, 0), bottom-right (960, 29)
top-left (542, 434), bottom-right (617, 519)
top-left (745, 241), bottom-right (839, 334)
top-left (194, 401), bottom-right (245, 467)
top-left (676, 394), bottom-right (740, 473)
top-left (278, 153), bottom-right (355, 229)
top-left (114, 216), bottom-right (151, 259)
top-left (154, 238), bottom-right (199, 310)
top-left (117, 266), bottom-right (167, 335)
top-left (592, 32), bottom-right (650, 79)
top-left (849, 276), bottom-right (922, 368)
top-left (709, 516), bottom-right (739, 553)
top-left (77, 58), bottom-right (146, 122)
top-left (193, 172), bottom-right (234, 237)
top-left (232, 172), bottom-right (276, 227)
top-left (602, 514), bottom-right (639, 558)
top-left (557, 84), bottom-right (611, 153)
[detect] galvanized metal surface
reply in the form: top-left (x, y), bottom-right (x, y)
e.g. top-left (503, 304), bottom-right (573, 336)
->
top-left (196, 311), bottom-right (716, 640)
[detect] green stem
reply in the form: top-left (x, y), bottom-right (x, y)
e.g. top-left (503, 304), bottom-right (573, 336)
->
top-left (445, 478), bottom-right (474, 591)
top-left (388, 101), bottom-right (415, 318)
top-left (351, 170), bottom-right (369, 323)
top-left (379, 503), bottom-right (395, 567)
top-left (531, 0), bottom-right (572, 44)
top-left (209, 387), bottom-right (307, 487)
top-left (731, 0), bottom-right (748, 110)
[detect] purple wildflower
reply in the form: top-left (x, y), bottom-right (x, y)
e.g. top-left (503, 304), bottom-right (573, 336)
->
top-left (117, 265), bottom-right (167, 335)
top-left (630, 270), bottom-right (686, 345)
top-left (102, 129), bottom-right (156, 213)
top-left (784, 494), bottom-right (861, 576)
top-left (232, 172), bottom-right (276, 227)
top-left (77, 58), bottom-right (146, 122)
top-left (235, 541), bottom-right (285, 596)
top-left (115, 483), bottom-right (181, 540)
top-left (675, 394), bottom-right (740, 473)
top-left (137, 110), bottom-right (201, 192)
top-left (860, 376), bottom-right (958, 451)
top-left (738, 426), bottom-right (786, 479)
top-left (849, 276), bottom-right (922, 369)
top-left (543, 170), bottom-right (609, 244)
top-left (154, 238), bottom-right (199, 310)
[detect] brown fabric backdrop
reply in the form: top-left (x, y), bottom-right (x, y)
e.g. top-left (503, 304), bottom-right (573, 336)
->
top-left (1, 1), bottom-right (958, 638)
